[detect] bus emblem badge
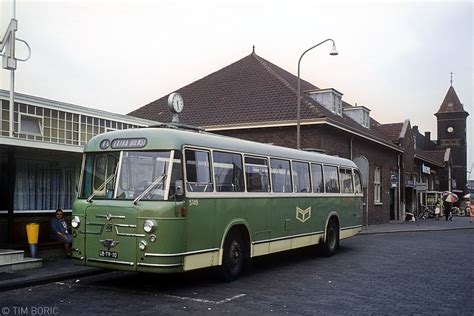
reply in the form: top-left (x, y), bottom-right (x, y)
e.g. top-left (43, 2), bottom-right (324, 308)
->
top-left (100, 239), bottom-right (119, 251)
top-left (296, 207), bottom-right (311, 223)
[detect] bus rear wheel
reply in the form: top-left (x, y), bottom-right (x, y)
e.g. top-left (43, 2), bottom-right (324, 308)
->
top-left (219, 231), bottom-right (246, 282)
top-left (322, 220), bottom-right (339, 256)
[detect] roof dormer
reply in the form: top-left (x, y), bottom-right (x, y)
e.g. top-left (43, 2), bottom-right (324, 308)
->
top-left (343, 105), bottom-right (371, 129)
top-left (306, 88), bottom-right (343, 116)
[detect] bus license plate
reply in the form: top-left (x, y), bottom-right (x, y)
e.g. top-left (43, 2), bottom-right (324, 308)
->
top-left (99, 250), bottom-right (118, 259)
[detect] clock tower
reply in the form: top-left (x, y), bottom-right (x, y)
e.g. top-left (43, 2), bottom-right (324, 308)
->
top-left (435, 84), bottom-right (469, 193)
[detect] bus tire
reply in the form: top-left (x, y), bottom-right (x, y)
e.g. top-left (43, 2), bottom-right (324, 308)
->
top-left (218, 230), bottom-right (246, 282)
top-left (322, 219), bottom-right (339, 256)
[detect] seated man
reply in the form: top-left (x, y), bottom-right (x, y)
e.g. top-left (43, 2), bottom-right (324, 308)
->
top-left (50, 208), bottom-right (72, 257)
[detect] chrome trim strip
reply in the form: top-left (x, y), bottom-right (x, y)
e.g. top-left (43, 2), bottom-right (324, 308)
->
top-left (96, 214), bottom-right (126, 219)
top-left (87, 258), bottom-right (134, 266)
top-left (185, 192), bottom-right (363, 199)
top-left (137, 262), bottom-right (183, 268)
top-left (253, 230), bottom-right (324, 244)
top-left (114, 224), bottom-right (137, 228)
top-left (144, 247), bottom-right (219, 258)
top-left (341, 225), bottom-right (362, 231)
top-left (114, 225), bottom-right (145, 237)
top-left (113, 151), bottom-right (124, 199)
top-left (164, 150), bottom-right (174, 201)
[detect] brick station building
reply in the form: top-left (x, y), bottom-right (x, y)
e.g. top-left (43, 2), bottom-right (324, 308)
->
top-left (129, 51), bottom-right (468, 224)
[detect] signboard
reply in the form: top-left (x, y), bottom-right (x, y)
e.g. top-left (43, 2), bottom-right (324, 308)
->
top-left (390, 174), bottom-right (398, 188)
top-left (422, 163), bottom-right (431, 174)
top-left (416, 182), bottom-right (428, 192)
top-left (111, 138), bottom-right (147, 149)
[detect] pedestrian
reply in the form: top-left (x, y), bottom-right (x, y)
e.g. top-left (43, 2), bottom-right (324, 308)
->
top-left (434, 200), bottom-right (441, 220)
top-left (444, 202), bottom-right (453, 221)
top-left (50, 208), bottom-right (72, 257)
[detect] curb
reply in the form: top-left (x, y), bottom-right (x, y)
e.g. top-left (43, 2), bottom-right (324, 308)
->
top-left (0, 268), bottom-right (108, 292)
top-left (359, 226), bottom-right (474, 236)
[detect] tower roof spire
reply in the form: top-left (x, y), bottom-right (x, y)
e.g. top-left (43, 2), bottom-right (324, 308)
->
top-left (450, 72), bottom-right (453, 86)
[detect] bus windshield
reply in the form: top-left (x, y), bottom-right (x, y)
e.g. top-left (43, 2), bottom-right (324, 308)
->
top-left (80, 150), bottom-right (182, 201)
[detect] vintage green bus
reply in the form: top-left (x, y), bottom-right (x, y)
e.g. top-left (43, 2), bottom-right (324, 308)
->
top-left (72, 124), bottom-right (363, 280)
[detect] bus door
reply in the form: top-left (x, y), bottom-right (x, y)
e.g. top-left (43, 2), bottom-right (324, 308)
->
top-left (184, 149), bottom-right (215, 252)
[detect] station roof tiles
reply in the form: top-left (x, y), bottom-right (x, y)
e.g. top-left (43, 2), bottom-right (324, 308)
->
top-left (128, 53), bottom-right (400, 151)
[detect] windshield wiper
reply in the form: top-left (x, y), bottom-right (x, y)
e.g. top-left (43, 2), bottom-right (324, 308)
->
top-left (133, 173), bottom-right (167, 205)
top-left (87, 171), bottom-right (117, 203)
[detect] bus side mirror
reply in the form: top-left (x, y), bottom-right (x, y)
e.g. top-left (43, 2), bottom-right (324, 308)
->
top-left (175, 180), bottom-right (184, 197)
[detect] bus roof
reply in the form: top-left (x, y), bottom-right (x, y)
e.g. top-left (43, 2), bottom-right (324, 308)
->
top-left (84, 125), bottom-right (357, 168)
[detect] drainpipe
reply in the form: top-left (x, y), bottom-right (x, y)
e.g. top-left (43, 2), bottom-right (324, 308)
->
top-left (350, 136), bottom-right (353, 160)
top-left (398, 153), bottom-right (401, 221)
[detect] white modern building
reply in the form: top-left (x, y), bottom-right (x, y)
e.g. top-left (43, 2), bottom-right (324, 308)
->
top-left (0, 89), bottom-right (156, 246)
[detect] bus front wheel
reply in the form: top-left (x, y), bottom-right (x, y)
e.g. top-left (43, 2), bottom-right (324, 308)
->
top-left (322, 220), bottom-right (339, 256)
top-left (219, 231), bottom-right (246, 281)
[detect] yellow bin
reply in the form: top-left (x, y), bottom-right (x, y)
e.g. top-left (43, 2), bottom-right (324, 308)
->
top-left (26, 223), bottom-right (39, 245)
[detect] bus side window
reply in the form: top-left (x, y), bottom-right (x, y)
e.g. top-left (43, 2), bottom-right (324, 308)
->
top-left (340, 168), bottom-right (354, 193)
top-left (311, 163), bottom-right (324, 193)
top-left (270, 158), bottom-right (292, 193)
top-left (185, 149), bottom-right (213, 192)
top-left (324, 165), bottom-right (340, 193)
top-left (292, 161), bottom-right (311, 193)
top-left (213, 151), bottom-right (244, 192)
top-left (244, 156), bottom-right (270, 192)
top-left (353, 169), bottom-right (362, 193)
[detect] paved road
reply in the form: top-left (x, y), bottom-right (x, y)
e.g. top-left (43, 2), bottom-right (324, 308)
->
top-left (0, 230), bottom-right (472, 315)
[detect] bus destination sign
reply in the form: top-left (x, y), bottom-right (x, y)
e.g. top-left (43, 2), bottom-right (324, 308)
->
top-left (110, 138), bottom-right (147, 149)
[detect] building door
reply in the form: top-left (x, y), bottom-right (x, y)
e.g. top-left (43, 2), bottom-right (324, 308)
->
top-left (389, 188), bottom-right (395, 221)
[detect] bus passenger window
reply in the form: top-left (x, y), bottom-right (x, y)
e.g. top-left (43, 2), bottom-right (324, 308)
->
top-left (213, 151), bottom-right (244, 192)
top-left (340, 168), bottom-right (354, 193)
top-left (270, 159), bottom-right (292, 193)
top-left (311, 163), bottom-right (324, 193)
top-left (244, 156), bottom-right (270, 192)
top-left (185, 149), bottom-right (213, 192)
top-left (353, 169), bottom-right (362, 193)
top-left (292, 161), bottom-right (311, 193)
top-left (324, 165), bottom-right (340, 193)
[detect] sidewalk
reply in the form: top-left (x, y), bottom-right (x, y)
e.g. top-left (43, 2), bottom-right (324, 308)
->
top-left (360, 214), bottom-right (473, 235)
top-left (0, 216), bottom-right (472, 292)
top-left (0, 257), bottom-right (104, 292)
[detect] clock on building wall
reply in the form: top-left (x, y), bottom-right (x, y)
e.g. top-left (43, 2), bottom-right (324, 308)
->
top-left (446, 126), bottom-right (454, 133)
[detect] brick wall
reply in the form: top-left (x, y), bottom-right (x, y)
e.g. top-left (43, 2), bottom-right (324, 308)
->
top-left (216, 124), bottom-right (400, 224)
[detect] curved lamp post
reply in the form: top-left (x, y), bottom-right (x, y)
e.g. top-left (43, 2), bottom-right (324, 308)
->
top-left (296, 39), bottom-right (338, 149)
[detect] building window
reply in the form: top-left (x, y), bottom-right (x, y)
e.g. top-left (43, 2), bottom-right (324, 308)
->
top-left (20, 114), bottom-right (43, 135)
top-left (374, 166), bottom-right (381, 203)
top-left (362, 111), bottom-right (370, 128)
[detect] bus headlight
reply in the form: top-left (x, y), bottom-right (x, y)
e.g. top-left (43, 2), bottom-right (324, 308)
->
top-left (72, 216), bottom-right (81, 228)
top-left (138, 240), bottom-right (147, 251)
top-left (143, 219), bottom-right (157, 233)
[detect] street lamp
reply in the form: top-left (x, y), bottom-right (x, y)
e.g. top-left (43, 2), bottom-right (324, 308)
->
top-left (296, 39), bottom-right (338, 149)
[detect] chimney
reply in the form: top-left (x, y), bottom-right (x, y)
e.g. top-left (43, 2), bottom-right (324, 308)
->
top-left (425, 132), bottom-right (431, 149)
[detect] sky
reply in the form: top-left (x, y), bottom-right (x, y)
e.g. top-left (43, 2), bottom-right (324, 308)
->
top-left (1, 0), bottom-right (473, 177)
